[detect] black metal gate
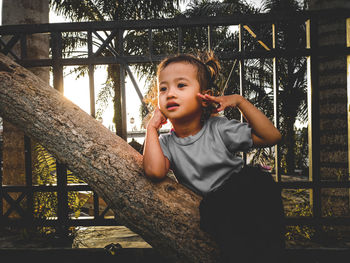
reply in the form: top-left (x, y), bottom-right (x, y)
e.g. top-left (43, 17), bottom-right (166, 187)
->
top-left (0, 8), bottom-right (350, 248)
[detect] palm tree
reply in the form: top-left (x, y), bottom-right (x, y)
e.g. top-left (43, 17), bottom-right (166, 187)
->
top-left (49, 0), bottom-right (185, 137)
top-left (261, 0), bottom-right (308, 174)
top-left (177, 0), bottom-right (308, 173)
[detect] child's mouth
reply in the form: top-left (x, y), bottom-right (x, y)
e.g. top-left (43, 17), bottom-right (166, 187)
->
top-left (166, 102), bottom-right (179, 110)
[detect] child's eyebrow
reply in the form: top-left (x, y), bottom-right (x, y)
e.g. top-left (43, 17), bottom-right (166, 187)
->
top-left (175, 77), bottom-right (189, 82)
top-left (158, 80), bottom-right (168, 86)
top-left (159, 77), bottom-right (189, 86)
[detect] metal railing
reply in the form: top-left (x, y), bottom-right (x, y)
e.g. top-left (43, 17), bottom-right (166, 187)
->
top-left (0, 8), bottom-right (349, 246)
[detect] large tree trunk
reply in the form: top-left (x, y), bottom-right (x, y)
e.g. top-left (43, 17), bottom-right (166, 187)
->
top-left (0, 53), bottom-right (218, 262)
top-left (1, 0), bottom-right (49, 217)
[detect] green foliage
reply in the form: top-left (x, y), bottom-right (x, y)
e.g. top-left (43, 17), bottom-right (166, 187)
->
top-left (284, 185), bottom-right (350, 246)
top-left (294, 127), bottom-right (308, 169)
top-left (285, 200), bottom-right (315, 241)
top-left (32, 144), bottom-right (91, 221)
top-left (96, 75), bottom-right (115, 120)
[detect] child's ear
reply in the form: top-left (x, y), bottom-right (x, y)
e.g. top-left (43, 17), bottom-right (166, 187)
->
top-left (201, 90), bottom-right (212, 107)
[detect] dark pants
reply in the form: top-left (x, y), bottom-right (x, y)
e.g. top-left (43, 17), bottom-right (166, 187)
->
top-left (199, 166), bottom-right (285, 263)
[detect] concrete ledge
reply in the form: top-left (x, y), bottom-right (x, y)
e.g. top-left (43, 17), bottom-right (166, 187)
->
top-left (0, 247), bottom-right (163, 263)
top-left (1, 247), bottom-right (350, 263)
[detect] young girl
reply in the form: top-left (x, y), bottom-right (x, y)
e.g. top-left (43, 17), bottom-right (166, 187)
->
top-left (143, 52), bottom-right (284, 262)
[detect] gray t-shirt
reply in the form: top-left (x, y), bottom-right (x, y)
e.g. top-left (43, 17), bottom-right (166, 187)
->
top-left (159, 116), bottom-right (253, 196)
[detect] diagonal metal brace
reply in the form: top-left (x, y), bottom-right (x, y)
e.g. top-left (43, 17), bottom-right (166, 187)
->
top-left (2, 191), bottom-right (27, 218)
top-left (92, 30), bottom-right (119, 58)
top-left (0, 34), bottom-right (21, 60)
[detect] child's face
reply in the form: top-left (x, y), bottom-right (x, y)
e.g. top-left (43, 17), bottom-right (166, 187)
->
top-left (158, 62), bottom-right (203, 122)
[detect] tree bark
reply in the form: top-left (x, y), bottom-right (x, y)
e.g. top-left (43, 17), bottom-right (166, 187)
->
top-left (1, 0), bottom-right (49, 217)
top-left (0, 53), bottom-right (219, 262)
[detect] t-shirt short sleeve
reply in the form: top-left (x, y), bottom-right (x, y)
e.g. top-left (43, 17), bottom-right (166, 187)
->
top-left (217, 118), bottom-right (253, 153)
top-left (159, 134), bottom-right (172, 161)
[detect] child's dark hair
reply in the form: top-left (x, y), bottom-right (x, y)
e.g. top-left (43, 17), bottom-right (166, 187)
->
top-left (157, 51), bottom-right (221, 120)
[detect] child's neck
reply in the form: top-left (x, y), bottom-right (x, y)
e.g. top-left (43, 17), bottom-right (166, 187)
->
top-left (170, 117), bottom-right (203, 138)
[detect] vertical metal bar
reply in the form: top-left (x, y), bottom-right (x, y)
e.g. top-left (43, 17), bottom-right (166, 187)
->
top-left (239, 24), bottom-right (247, 164)
top-left (89, 30), bottom-right (98, 218)
top-left (119, 66), bottom-right (127, 140)
top-left (307, 17), bottom-right (321, 221)
top-left (52, 31), bottom-right (68, 235)
top-left (239, 24), bottom-right (246, 111)
top-left (272, 24), bottom-right (281, 182)
top-left (346, 17), bottom-right (350, 209)
top-left (88, 31), bottom-right (95, 118)
top-left (94, 193), bottom-right (100, 219)
top-left (88, 30), bottom-right (93, 56)
top-left (20, 34), bottom-right (27, 59)
top-left (52, 32), bottom-right (64, 93)
top-left (88, 32), bottom-right (96, 219)
top-left (178, 27), bottom-right (183, 53)
top-left (88, 65), bottom-right (95, 118)
top-left (207, 25), bottom-right (212, 51)
top-left (57, 162), bottom-right (68, 236)
top-left (24, 135), bottom-right (33, 222)
top-left (118, 29), bottom-right (127, 140)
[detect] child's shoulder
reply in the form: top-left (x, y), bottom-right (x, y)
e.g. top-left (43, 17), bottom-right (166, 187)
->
top-left (207, 115), bottom-right (245, 133)
top-left (207, 115), bottom-right (225, 124)
top-left (207, 115), bottom-right (239, 126)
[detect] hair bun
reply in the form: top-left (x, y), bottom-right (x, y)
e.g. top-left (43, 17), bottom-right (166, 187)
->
top-left (201, 51), bottom-right (220, 83)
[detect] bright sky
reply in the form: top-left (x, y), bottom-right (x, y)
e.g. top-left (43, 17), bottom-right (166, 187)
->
top-left (0, 0), bottom-right (264, 138)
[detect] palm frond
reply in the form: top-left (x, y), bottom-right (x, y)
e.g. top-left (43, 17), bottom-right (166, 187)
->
top-left (96, 78), bottom-right (114, 119)
top-left (50, 0), bottom-right (105, 21)
top-left (184, 0), bottom-right (259, 17)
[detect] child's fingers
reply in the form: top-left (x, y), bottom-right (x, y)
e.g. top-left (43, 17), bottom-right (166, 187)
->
top-left (197, 93), bottom-right (208, 100)
top-left (204, 94), bottom-right (221, 102)
top-left (198, 93), bottom-right (226, 112)
top-left (198, 93), bottom-right (218, 102)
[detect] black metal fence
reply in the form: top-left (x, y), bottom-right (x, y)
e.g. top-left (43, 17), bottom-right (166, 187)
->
top-left (0, 8), bottom-right (350, 247)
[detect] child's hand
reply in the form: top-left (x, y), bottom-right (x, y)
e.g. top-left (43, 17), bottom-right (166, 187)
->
top-left (197, 93), bottom-right (243, 113)
top-left (147, 107), bottom-right (167, 130)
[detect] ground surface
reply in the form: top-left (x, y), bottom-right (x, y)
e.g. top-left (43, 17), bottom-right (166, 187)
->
top-left (0, 226), bottom-right (150, 249)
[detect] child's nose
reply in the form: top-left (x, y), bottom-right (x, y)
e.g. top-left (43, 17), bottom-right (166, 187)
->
top-left (167, 86), bottom-right (176, 98)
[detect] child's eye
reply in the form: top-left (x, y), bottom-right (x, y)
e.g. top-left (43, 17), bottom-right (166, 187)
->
top-left (159, 87), bottom-right (167, 92)
top-left (178, 83), bottom-right (186, 88)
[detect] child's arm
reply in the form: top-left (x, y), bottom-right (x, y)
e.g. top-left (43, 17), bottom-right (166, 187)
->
top-left (198, 93), bottom-right (282, 147)
top-left (143, 107), bottom-right (170, 180)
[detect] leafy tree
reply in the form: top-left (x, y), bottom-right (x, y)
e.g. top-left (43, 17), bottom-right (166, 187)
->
top-left (33, 144), bottom-right (90, 221)
top-left (260, 0), bottom-right (308, 174)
